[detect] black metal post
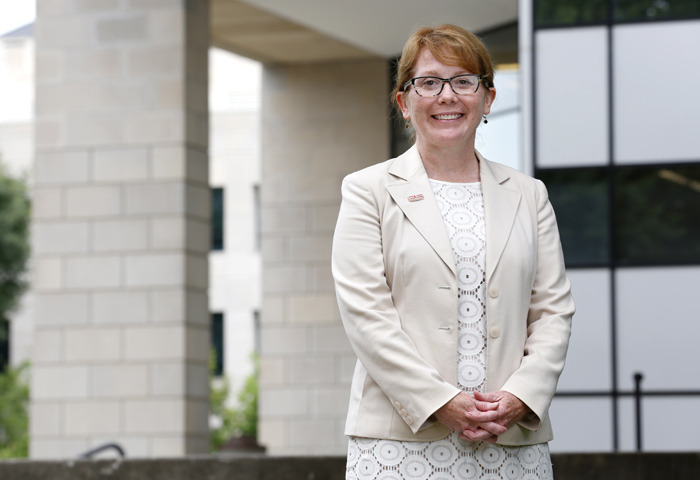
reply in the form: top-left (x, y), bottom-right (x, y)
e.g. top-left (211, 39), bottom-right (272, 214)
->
top-left (634, 372), bottom-right (644, 452)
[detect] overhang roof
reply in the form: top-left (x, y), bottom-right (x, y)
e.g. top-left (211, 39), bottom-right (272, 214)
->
top-left (211, 0), bottom-right (518, 64)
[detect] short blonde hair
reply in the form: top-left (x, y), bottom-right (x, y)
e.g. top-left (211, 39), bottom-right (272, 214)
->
top-left (392, 24), bottom-right (495, 114)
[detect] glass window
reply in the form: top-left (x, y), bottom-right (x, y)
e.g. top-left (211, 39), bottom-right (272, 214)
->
top-left (615, 164), bottom-right (700, 265)
top-left (479, 22), bottom-right (519, 65)
top-left (535, 0), bottom-right (608, 27)
top-left (535, 0), bottom-right (700, 27)
top-left (0, 319), bottom-right (8, 372)
top-left (615, 0), bottom-right (700, 22)
top-left (211, 312), bottom-right (224, 377)
top-left (538, 168), bottom-right (610, 267)
top-left (211, 187), bottom-right (224, 251)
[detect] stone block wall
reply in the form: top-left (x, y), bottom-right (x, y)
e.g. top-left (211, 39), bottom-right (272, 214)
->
top-left (30, 0), bottom-right (211, 458)
top-left (258, 59), bottom-right (390, 455)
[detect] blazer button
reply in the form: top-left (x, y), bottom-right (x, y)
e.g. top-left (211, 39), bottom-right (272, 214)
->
top-left (406, 416), bottom-right (414, 425)
top-left (489, 327), bottom-right (501, 338)
top-left (400, 409), bottom-right (408, 418)
top-left (394, 401), bottom-right (401, 410)
top-left (488, 288), bottom-right (499, 298)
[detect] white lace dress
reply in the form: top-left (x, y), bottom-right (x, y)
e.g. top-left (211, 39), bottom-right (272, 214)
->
top-left (346, 180), bottom-right (553, 480)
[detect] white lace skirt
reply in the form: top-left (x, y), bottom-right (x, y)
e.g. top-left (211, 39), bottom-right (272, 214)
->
top-left (346, 433), bottom-right (553, 480)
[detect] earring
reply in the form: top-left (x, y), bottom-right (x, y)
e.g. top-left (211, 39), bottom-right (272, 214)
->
top-left (405, 120), bottom-right (411, 129)
top-left (482, 115), bottom-right (488, 125)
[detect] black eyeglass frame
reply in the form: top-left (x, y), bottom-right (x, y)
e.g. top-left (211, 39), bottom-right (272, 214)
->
top-left (402, 73), bottom-right (488, 97)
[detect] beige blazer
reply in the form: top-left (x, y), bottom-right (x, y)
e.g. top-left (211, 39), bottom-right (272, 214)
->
top-left (331, 146), bottom-right (574, 445)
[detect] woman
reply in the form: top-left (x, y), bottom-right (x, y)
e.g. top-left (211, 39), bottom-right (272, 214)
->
top-left (331, 24), bottom-right (574, 479)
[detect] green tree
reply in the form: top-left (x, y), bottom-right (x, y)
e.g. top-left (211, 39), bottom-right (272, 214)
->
top-left (0, 160), bottom-right (30, 330)
top-left (0, 159), bottom-right (31, 458)
top-left (0, 361), bottom-right (29, 458)
top-left (229, 354), bottom-right (259, 439)
top-left (209, 351), bottom-right (259, 452)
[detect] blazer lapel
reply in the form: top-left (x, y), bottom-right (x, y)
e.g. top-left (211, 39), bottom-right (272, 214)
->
top-left (385, 147), bottom-right (456, 275)
top-left (479, 153), bottom-right (521, 279)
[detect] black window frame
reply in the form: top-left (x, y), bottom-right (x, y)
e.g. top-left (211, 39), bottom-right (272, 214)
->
top-left (211, 312), bottom-right (224, 377)
top-left (211, 187), bottom-right (224, 251)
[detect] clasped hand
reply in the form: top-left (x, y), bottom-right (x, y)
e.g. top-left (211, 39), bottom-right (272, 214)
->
top-left (433, 390), bottom-right (528, 444)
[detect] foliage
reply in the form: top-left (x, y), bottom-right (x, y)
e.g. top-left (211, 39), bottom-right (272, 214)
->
top-left (0, 161), bottom-right (30, 323)
top-left (0, 361), bottom-right (29, 458)
top-left (0, 161), bottom-right (32, 457)
top-left (229, 354), bottom-right (259, 439)
top-left (535, 0), bottom-right (608, 26)
top-left (535, 0), bottom-right (700, 26)
top-left (210, 351), bottom-right (259, 452)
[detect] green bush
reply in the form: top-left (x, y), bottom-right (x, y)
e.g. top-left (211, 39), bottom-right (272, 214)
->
top-left (0, 161), bottom-right (30, 322)
top-left (0, 361), bottom-right (29, 458)
top-left (210, 352), bottom-right (259, 451)
top-left (229, 355), bottom-right (258, 439)
top-left (0, 161), bottom-right (30, 458)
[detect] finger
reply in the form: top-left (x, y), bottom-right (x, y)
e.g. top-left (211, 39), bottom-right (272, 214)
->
top-left (478, 421), bottom-right (508, 436)
top-left (465, 409), bottom-right (500, 422)
top-left (473, 400), bottom-right (499, 411)
top-left (460, 432), bottom-right (496, 443)
top-left (473, 391), bottom-right (499, 402)
top-left (460, 428), bottom-right (494, 442)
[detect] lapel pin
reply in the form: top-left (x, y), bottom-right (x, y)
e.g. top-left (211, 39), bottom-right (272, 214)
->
top-left (407, 194), bottom-right (424, 202)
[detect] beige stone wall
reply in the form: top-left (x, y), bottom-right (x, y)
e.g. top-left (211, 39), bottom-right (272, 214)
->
top-left (30, 0), bottom-right (211, 458)
top-left (258, 59), bottom-right (390, 455)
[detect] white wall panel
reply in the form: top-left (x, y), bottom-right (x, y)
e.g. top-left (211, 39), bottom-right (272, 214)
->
top-left (614, 21), bottom-right (700, 163)
top-left (476, 69), bottom-right (521, 172)
top-left (477, 111), bottom-right (520, 172)
top-left (617, 266), bottom-right (700, 390)
top-left (549, 397), bottom-right (613, 452)
top-left (535, 28), bottom-right (609, 168)
top-left (557, 269), bottom-right (612, 391)
top-left (618, 397), bottom-right (700, 452)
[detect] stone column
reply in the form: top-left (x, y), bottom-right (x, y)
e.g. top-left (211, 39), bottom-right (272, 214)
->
top-left (258, 59), bottom-right (389, 455)
top-left (30, 0), bottom-right (210, 458)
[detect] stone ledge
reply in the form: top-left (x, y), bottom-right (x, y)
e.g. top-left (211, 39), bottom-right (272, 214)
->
top-left (552, 452), bottom-right (700, 479)
top-left (0, 453), bottom-right (699, 480)
top-left (0, 456), bottom-right (345, 480)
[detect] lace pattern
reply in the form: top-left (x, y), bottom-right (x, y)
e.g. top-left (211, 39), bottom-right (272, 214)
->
top-left (346, 181), bottom-right (553, 480)
top-left (347, 434), bottom-right (552, 480)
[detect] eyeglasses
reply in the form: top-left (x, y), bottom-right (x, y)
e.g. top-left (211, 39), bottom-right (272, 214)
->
top-left (403, 74), bottom-right (484, 97)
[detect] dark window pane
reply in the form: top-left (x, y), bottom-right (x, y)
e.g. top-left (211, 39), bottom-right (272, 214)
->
top-left (538, 168), bottom-right (610, 267)
top-left (211, 188), bottom-right (224, 251)
top-left (211, 312), bottom-right (224, 377)
top-left (615, 0), bottom-right (700, 22)
top-left (615, 164), bottom-right (700, 265)
top-left (0, 319), bottom-right (8, 372)
top-left (478, 22), bottom-right (519, 66)
top-left (535, 0), bottom-right (609, 27)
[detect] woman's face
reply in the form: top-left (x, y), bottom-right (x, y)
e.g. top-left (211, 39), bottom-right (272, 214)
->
top-left (397, 48), bottom-right (495, 153)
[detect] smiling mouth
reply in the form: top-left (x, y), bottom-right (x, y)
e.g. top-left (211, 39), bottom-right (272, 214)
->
top-left (432, 114), bottom-right (463, 120)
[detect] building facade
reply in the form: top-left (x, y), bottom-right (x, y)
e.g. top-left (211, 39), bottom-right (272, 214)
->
top-left (0, 24), bottom-right (263, 457)
top-left (2, 0), bottom-right (698, 459)
top-left (522, 0), bottom-right (700, 452)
